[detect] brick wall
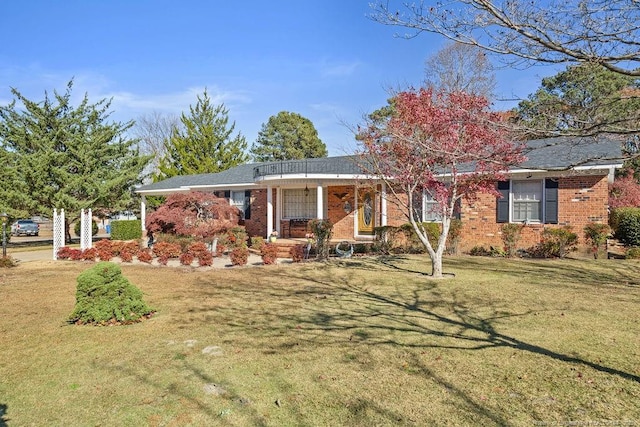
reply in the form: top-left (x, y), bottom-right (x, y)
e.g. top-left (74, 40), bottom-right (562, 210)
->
top-left (459, 174), bottom-right (609, 252)
top-left (243, 188), bottom-right (268, 238)
top-left (327, 185), bottom-right (355, 239)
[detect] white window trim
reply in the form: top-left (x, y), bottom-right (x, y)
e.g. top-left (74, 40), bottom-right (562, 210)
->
top-left (509, 179), bottom-right (546, 224)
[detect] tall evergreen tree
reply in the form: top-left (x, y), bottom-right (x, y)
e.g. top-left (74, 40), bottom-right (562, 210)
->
top-left (0, 80), bottom-right (150, 225)
top-left (251, 111), bottom-right (327, 162)
top-left (513, 63), bottom-right (640, 139)
top-left (156, 90), bottom-right (248, 179)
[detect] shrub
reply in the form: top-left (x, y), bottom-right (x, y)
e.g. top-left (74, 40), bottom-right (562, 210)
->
top-left (501, 223), bottom-right (524, 257)
top-left (226, 226), bottom-right (248, 249)
top-left (155, 233), bottom-right (195, 251)
top-left (179, 252), bottom-right (195, 266)
top-left (69, 248), bottom-right (84, 261)
top-left (230, 245), bottom-right (250, 266)
top-left (261, 243), bottom-right (279, 265)
top-left (81, 248), bottom-right (98, 261)
top-left (583, 223), bottom-right (611, 259)
top-left (250, 236), bottom-right (264, 251)
top-left (0, 256), bottom-right (17, 268)
top-left (57, 246), bottom-right (75, 260)
top-left (73, 220), bottom-right (98, 237)
top-left (152, 241), bottom-right (182, 259)
top-left (469, 245), bottom-right (490, 256)
top-left (290, 244), bottom-right (307, 262)
top-left (186, 241), bottom-right (209, 258)
top-left (94, 239), bottom-right (113, 252)
top-left (197, 251), bottom-right (213, 267)
top-left (374, 226), bottom-right (401, 254)
top-left (446, 219), bottom-right (463, 255)
top-left (309, 219), bottom-right (333, 260)
top-left (529, 226), bottom-right (578, 258)
top-left (613, 208), bottom-right (640, 247)
top-left (110, 220), bottom-right (142, 241)
top-left (136, 249), bottom-right (153, 264)
top-left (625, 247), bottom-right (640, 259)
top-left (68, 262), bottom-right (154, 325)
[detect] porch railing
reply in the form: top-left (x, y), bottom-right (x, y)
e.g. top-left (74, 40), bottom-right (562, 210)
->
top-left (253, 158), bottom-right (362, 179)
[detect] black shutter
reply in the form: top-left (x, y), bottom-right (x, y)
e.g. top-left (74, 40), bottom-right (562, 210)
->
top-left (544, 179), bottom-right (558, 224)
top-left (244, 190), bottom-right (251, 220)
top-left (496, 181), bottom-right (510, 223)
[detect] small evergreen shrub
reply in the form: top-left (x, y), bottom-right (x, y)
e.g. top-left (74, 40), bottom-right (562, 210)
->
top-left (625, 247), bottom-right (640, 259)
top-left (469, 245), bottom-right (490, 256)
top-left (226, 226), bottom-right (248, 249)
top-left (73, 220), bottom-right (98, 237)
top-left (583, 223), bottom-right (611, 259)
top-left (230, 245), bottom-right (249, 266)
top-left (250, 236), bottom-right (264, 251)
top-left (68, 262), bottom-right (154, 325)
top-left (110, 220), bottom-right (142, 241)
top-left (501, 223), bottom-right (524, 258)
top-left (261, 243), bottom-right (279, 265)
top-left (528, 226), bottom-right (578, 258)
top-left (614, 208), bottom-right (640, 247)
top-left (373, 225), bottom-right (401, 254)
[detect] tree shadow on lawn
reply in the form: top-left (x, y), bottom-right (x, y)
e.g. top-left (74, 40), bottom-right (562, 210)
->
top-left (193, 259), bottom-right (640, 388)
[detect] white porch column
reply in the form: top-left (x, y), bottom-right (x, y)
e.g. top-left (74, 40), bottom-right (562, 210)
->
top-left (316, 183), bottom-right (324, 219)
top-left (266, 185), bottom-right (273, 238)
top-left (140, 195), bottom-right (147, 231)
top-left (381, 182), bottom-right (388, 226)
top-left (275, 187), bottom-right (282, 235)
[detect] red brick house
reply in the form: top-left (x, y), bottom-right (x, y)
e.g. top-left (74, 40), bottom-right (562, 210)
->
top-left (136, 136), bottom-right (622, 250)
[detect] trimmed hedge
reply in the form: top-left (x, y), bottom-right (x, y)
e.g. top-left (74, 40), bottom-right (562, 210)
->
top-left (110, 220), bottom-right (142, 240)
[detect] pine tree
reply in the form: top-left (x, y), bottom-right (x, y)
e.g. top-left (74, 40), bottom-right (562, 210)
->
top-left (156, 90), bottom-right (248, 179)
top-left (0, 80), bottom-right (150, 226)
top-left (251, 111), bottom-right (327, 162)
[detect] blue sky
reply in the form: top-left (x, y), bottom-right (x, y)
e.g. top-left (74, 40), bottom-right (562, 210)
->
top-left (0, 1), bottom-right (558, 156)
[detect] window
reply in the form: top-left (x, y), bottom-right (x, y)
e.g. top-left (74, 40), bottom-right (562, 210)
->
top-left (497, 179), bottom-right (558, 224)
top-left (512, 180), bottom-right (542, 222)
top-left (229, 190), bottom-right (251, 220)
top-left (283, 188), bottom-right (317, 219)
top-left (422, 191), bottom-right (442, 222)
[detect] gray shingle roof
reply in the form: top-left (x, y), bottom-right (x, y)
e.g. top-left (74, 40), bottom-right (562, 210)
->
top-left (137, 136), bottom-right (623, 193)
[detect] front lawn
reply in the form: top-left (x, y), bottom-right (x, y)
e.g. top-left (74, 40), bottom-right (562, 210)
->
top-left (0, 256), bottom-right (638, 426)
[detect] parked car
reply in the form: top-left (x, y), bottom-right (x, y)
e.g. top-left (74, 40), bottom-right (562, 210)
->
top-left (10, 219), bottom-right (40, 236)
top-left (110, 211), bottom-right (137, 220)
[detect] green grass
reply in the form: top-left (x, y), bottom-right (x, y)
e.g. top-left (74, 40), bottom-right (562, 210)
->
top-left (0, 255), bottom-right (639, 426)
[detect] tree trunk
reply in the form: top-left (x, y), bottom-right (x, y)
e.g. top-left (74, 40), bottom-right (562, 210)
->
top-left (431, 251), bottom-right (444, 278)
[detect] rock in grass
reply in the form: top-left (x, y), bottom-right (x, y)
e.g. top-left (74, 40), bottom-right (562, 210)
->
top-left (68, 262), bottom-right (155, 325)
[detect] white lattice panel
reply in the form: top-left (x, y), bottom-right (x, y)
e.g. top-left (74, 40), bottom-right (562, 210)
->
top-left (80, 209), bottom-right (92, 250)
top-left (52, 209), bottom-right (65, 260)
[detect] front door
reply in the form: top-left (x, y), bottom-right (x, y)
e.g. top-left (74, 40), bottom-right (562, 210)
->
top-left (358, 189), bottom-right (375, 235)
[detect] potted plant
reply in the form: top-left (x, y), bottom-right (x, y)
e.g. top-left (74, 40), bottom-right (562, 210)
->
top-left (269, 230), bottom-right (278, 243)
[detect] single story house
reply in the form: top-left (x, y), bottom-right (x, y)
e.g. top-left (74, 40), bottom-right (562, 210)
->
top-left (136, 136), bottom-right (623, 251)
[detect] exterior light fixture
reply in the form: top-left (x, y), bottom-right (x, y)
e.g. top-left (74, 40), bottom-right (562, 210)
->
top-left (304, 185), bottom-right (309, 197)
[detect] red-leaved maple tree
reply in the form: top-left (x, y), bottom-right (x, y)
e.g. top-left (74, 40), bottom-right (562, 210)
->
top-left (609, 171), bottom-right (640, 209)
top-left (146, 191), bottom-right (240, 240)
top-left (358, 87), bottom-right (525, 278)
